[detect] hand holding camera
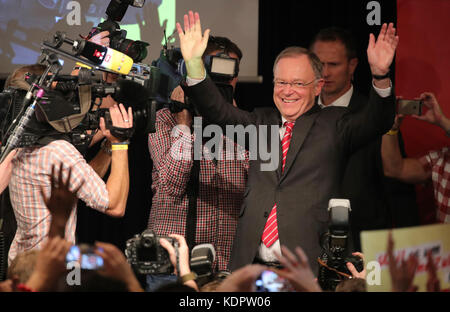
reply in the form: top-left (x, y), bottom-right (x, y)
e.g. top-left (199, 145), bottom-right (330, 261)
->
top-left (273, 245), bottom-right (322, 292)
top-left (170, 86), bottom-right (193, 128)
top-left (100, 103), bottom-right (133, 144)
top-left (415, 92), bottom-right (450, 131)
top-left (159, 234), bottom-right (190, 276)
top-left (94, 242), bottom-right (144, 292)
top-left (395, 92), bottom-right (449, 134)
top-left (88, 30), bottom-right (110, 48)
top-left (215, 264), bottom-right (267, 292)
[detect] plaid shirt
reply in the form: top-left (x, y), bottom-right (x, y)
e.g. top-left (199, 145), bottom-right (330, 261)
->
top-left (148, 108), bottom-right (248, 272)
top-left (419, 146), bottom-right (450, 223)
top-left (8, 140), bottom-right (109, 264)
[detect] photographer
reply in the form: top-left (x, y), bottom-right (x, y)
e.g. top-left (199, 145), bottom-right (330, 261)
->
top-left (147, 35), bottom-right (247, 290)
top-left (382, 92), bottom-right (450, 223)
top-left (6, 66), bottom-right (133, 264)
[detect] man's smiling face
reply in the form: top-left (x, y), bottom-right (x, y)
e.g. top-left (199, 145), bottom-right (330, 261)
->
top-left (273, 55), bottom-right (323, 121)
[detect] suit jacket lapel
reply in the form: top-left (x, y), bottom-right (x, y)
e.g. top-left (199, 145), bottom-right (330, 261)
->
top-left (280, 105), bottom-right (321, 182)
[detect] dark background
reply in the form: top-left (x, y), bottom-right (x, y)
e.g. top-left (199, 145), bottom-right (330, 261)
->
top-left (0, 0), bottom-right (398, 252)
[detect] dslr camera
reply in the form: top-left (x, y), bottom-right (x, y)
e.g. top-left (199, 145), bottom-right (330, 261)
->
top-left (317, 199), bottom-right (364, 291)
top-left (125, 230), bottom-right (178, 275)
top-left (87, 0), bottom-right (149, 62)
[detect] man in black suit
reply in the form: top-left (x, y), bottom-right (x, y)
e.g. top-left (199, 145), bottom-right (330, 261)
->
top-left (175, 11), bottom-right (397, 273)
top-left (310, 27), bottom-right (419, 251)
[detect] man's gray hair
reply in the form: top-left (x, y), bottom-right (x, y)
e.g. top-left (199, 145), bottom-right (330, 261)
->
top-left (273, 46), bottom-right (323, 79)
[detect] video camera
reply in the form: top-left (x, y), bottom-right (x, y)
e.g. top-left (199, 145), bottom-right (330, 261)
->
top-left (0, 1), bottom-right (239, 160)
top-left (125, 230), bottom-right (218, 284)
top-left (317, 199), bottom-right (364, 291)
top-left (152, 35), bottom-right (239, 114)
top-left (125, 230), bottom-right (178, 275)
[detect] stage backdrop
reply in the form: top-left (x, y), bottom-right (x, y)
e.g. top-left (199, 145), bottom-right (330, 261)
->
top-left (396, 0), bottom-right (450, 224)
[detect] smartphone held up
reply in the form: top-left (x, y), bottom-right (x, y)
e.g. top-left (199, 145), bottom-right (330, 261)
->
top-left (66, 244), bottom-right (104, 270)
top-left (397, 99), bottom-right (423, 115)
top-left (255, 270), bottom-right (292, 292)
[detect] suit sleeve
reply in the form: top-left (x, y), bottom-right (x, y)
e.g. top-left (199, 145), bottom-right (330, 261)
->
top-left (338, 85), bottom-right (395, 155)
top-left (183, 77), bottom-right (258, 127)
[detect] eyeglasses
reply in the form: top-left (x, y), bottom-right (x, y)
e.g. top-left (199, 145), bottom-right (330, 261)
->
top-left (273, 79), bottom-right (317, 89)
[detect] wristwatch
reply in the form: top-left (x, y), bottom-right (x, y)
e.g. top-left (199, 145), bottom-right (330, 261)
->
top-left (372, 71), bottom-right (390, 80)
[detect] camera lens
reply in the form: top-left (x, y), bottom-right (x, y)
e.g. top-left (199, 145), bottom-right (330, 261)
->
top-left (113, 38), bottom-right (149, 63)
top-left (141, 238), bottom-right (152, 248)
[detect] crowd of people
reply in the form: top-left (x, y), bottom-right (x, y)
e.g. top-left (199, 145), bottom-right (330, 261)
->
top-left (0, 9), bottom-right (448, 293)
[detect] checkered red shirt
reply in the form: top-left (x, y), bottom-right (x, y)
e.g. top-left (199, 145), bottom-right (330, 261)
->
top-left (8, 140), bottom-right (109, 264)
top-left (148, 108), bottom-right (249, 272)
top-left (419, 146), bottom-right (450, 223)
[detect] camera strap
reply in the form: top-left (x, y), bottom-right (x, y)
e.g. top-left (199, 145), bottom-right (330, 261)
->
top-left (185, 158), bottom-right (200, 252)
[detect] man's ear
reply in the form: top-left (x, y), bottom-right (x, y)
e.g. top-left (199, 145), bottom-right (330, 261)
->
top-left (349, 57), bottom-right (358, 77)
top-left (314, 78), bottom-right (325, 96)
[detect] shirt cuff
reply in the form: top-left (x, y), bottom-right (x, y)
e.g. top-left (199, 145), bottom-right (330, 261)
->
top-left (372, 80), bottom-right (392, 98)
top-left (186, 73), bottom-right (206, 87)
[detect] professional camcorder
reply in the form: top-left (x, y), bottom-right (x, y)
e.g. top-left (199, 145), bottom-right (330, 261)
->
top-left (152, 39), bottom-right (238, 114)
top-left (0, 1), bottom-right (239, 161)
top-left (0, 64), bottom-right (149, 155)
top-left (125, 230), bottom-right (178, 275)
top-left (317, 199), bottom-right (364, 291)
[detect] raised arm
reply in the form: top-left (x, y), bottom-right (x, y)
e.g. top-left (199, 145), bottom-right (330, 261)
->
top-left (148, 88), bottom-right (195, 198)
top-left (177, 11), bottom-right (257, 127)
top-left (100, 104), bottom-right (132, 217)
top-left (367, 23), bottom-right (399, 89)
top-left (176, 11), bottom-right (210, 80)
top-left (381, 116), bottom-right (430, 183)
top-left (338, 23), bottom-right (398, 153)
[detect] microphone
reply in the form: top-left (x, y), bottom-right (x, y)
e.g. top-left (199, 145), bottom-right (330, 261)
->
top-left (77, 41), bottom-right (133, 75)
top-left (190, 243), bottom-right (216, 281)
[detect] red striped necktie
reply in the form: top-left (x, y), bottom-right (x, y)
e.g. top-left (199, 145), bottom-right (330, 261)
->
top-left (261, 121), bottom-right (294, 248)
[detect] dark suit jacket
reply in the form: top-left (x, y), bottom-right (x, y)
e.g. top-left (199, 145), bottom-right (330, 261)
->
top-left (340, 91), bottom-right (419, 251)
top-left (185, 77), bottom-right (395, 273)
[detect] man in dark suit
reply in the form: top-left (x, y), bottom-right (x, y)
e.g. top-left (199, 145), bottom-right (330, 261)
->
top-left (175, 11), bottom-right (398, 273)
top-left (310, 27), bottom-right (419, 251)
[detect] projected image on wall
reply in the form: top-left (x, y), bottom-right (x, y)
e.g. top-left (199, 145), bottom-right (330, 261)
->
top-left (0, 0), bottom-right (175, 69)
top-left (0, 0), bottom-right (259, 79)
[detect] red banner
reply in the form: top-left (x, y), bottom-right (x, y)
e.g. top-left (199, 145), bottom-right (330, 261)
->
top-left (396, 0), bottom-right (450, 223)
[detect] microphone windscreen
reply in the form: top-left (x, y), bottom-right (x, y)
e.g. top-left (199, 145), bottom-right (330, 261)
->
top-left (81, 41), bottom-right (133, 75)
top-left (101, 47), bottom-right (133, 75)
